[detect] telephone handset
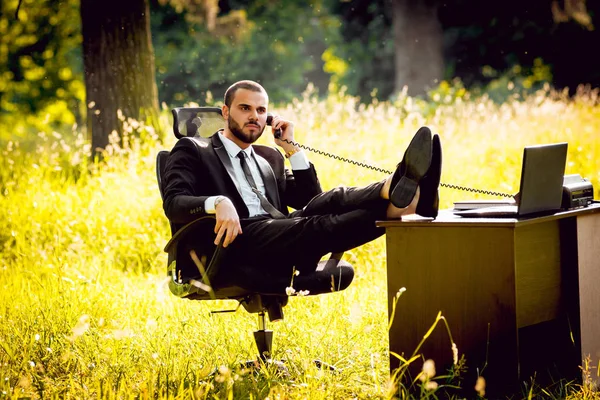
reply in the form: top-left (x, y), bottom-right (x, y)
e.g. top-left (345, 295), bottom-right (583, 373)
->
top-left (266, 114), bottom-right (282, 139)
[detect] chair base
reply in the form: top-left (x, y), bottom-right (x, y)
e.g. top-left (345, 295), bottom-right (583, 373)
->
top-left (240, 358), bottom-right (337, 378)
top-left (250, 320), bottom-right (338, 375)
top-left (254, 329), bottom-right (273, 359)
top-left (314, 359), bottom-right (338, 373)
top-left (241, 358), bottom-right (290, 378)
top-left (209, 300), bottom-right (340, 381)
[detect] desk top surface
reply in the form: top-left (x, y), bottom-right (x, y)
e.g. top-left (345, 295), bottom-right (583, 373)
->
top-left (376, 202), bottom-right (600, 228)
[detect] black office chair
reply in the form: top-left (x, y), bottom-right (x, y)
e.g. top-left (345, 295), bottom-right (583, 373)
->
top-left (156, 107), bottom-right (354, 365)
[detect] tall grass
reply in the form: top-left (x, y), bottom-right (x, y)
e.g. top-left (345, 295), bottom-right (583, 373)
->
top-left (1, 86), bottom-right (599, 399)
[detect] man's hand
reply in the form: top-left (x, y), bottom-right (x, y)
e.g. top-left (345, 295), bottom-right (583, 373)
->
top-left (269, 115), bottom-right (299, 155)
top-left (214, 197), bottom-right (242, 248)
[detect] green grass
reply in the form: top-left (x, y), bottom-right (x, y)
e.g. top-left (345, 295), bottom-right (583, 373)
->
top-left (1, 86), bottom-right (600, 399)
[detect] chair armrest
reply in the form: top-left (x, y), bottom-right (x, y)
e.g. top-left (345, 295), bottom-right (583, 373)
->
top-left (164, 215), bottom-right (229, 297)
top-left (164, 216), bottom-right (216, 254)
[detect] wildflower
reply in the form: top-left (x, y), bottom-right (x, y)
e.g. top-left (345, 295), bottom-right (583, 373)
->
top-left (70, 152), bottom-right (81, 166)
top-left (190, 279), bottom-right (211, 292)
top-left (218, 365), bottom-right (230, 376)
top-left (475, 376), bottom-right (486, 396)
top-left (194, 385), bottom-right (208, 398)
top-left (285, 286), bottom-right (296, 296)
top-left (424, 381), bottom-right (438, 391)
top-left (297, 290), bottom-right (310, 296)
top-left (16, 376), bottom-right (31, 390)
top-left (29, 361), bottom-right (35, 367)
top-left (452, 342), bottom-right (459, 365)
top-left (61, 277), bottom-right (74, 285)
top-left (34, 334), bottom-right (40, 341)
top-left (419, 359), bottom-right (436, 381)
top-left (146, 318), bottom-right (158, 330)
top-left (67, 315), bottom-right (90, 341)
top-left (111, 328), bottom-right (134, 340)
top-left (215, 365), bottom-right (231, 383)
top-left (60, 351), bottom-right (74, 363)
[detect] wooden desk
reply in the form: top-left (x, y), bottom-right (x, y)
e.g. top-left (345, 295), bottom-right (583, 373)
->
top-left (377, 204), bottom-right (600, 393)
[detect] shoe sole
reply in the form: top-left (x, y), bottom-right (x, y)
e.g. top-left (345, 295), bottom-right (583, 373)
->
top-left (416, 134), bottom-right (442, 218)
top-left (390, 127), bottom-right (433, 208)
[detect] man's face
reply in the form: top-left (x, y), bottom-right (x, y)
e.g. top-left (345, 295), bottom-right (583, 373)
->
top-left (224, 89), bottom-right (268, 145)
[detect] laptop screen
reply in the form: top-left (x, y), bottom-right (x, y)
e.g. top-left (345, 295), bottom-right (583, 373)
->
top-left (518, 143), bottom-right (568, 216)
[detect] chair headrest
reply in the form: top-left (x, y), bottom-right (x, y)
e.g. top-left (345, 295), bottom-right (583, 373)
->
top-left (171, 107), bottom-right (224, 139)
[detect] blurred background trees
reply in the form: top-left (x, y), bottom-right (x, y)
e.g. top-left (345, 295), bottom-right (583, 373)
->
top-left (1, 0), bottom-right (598, 147)
top-left (1, 0), bottom-right (83, 131)
top-left (151, 0), bottom-right (337, 105)
top-left (80, 0), bottom-right (159, 152)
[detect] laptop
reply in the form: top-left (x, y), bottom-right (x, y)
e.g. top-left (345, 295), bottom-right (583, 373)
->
top-left (454, 143), bottom-right (568, 218)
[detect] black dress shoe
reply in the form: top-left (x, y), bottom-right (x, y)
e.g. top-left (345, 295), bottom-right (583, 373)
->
top-left (416, 133), bottom-right (442, 218)
top-left (390, 127), bottom-right (433, 208)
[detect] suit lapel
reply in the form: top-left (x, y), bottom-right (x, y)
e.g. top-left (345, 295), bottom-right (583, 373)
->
top-left (253, 154), bottom-right (282, 210)
top-left (210, 133), bottom-right (244, 195)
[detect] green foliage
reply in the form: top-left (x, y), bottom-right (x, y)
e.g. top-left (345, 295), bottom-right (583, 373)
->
top-left (0, 0), bottom-right (84, 139)
top-left (480, 58), bottom-right (553, 103)
top-left (420, 59), bottom-right (554, 113)
top-left (325, 0), bottom-right (395, 101)
top-left (440, 0), bottom-right (600, 93)
top-left (327, 0), bottom-right (600, 102)
top-left (151, 0), bottom-right (338, 106)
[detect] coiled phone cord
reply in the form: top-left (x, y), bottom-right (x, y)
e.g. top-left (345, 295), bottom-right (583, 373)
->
top-left (277, 137), bottom-right (514, 198)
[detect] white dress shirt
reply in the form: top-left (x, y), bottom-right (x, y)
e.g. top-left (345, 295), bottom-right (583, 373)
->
top-left (204, 131), bottom-right (310, 216)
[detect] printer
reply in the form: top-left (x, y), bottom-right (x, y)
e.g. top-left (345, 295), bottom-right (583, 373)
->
top-left (562, 174), bottom-right (594, 209)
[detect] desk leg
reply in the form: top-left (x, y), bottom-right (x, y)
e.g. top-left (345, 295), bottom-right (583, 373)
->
top-left (577, 214), bottom-right (600, 386)
top-left (385, 225), bottom-right (519, 393)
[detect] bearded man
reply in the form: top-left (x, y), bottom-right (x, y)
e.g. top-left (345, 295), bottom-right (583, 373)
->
top-left (162, 80), bottom-right (442, 278)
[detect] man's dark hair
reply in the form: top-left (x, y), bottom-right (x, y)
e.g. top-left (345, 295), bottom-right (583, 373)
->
top-left (224, 80), bottom-right (267, 108)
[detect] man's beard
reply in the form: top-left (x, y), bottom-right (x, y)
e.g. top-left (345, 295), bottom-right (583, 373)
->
top-left (229, 115), bottom-right (265, 144)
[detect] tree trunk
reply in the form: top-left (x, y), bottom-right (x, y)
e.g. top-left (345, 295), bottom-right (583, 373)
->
top-left (80, 0), bottom-right (159, 153)
top-left (392, 0), bottom-right (444, 97)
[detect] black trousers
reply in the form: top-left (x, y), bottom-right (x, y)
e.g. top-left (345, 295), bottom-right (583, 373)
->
top-left (227, 181), bottom-right (388, 275)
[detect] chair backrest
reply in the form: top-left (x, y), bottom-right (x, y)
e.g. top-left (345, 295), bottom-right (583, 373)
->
top-left (172, 107), bottom-right (224, 138)
top-left (170, 106), bottom-right (287, 180)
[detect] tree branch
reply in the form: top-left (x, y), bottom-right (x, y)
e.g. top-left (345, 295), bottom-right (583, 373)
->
top-left (15, 0), bottom-right (23, 20)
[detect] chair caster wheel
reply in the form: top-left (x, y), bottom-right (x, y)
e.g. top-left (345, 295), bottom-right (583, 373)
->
top-left (241, 358), bottom-right (290, 378)
top-left (314, 359), bottom-right (338, 373)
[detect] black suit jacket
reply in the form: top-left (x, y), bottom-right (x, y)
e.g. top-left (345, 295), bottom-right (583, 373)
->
top-left (162, 132), bottom-right (322, 232)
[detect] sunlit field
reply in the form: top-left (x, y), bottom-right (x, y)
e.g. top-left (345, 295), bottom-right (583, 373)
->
top-left (1, 86), bottom-right (599, 399)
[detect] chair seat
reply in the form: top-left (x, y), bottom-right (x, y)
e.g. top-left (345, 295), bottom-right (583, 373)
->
top-left (179, 257), bottom-right (354, 301)
top-left (236, 258), bottom-right (354, 295)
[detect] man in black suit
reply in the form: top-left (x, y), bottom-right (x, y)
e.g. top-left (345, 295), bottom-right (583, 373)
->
top-left (162, 80), bottom-right (441, 277)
